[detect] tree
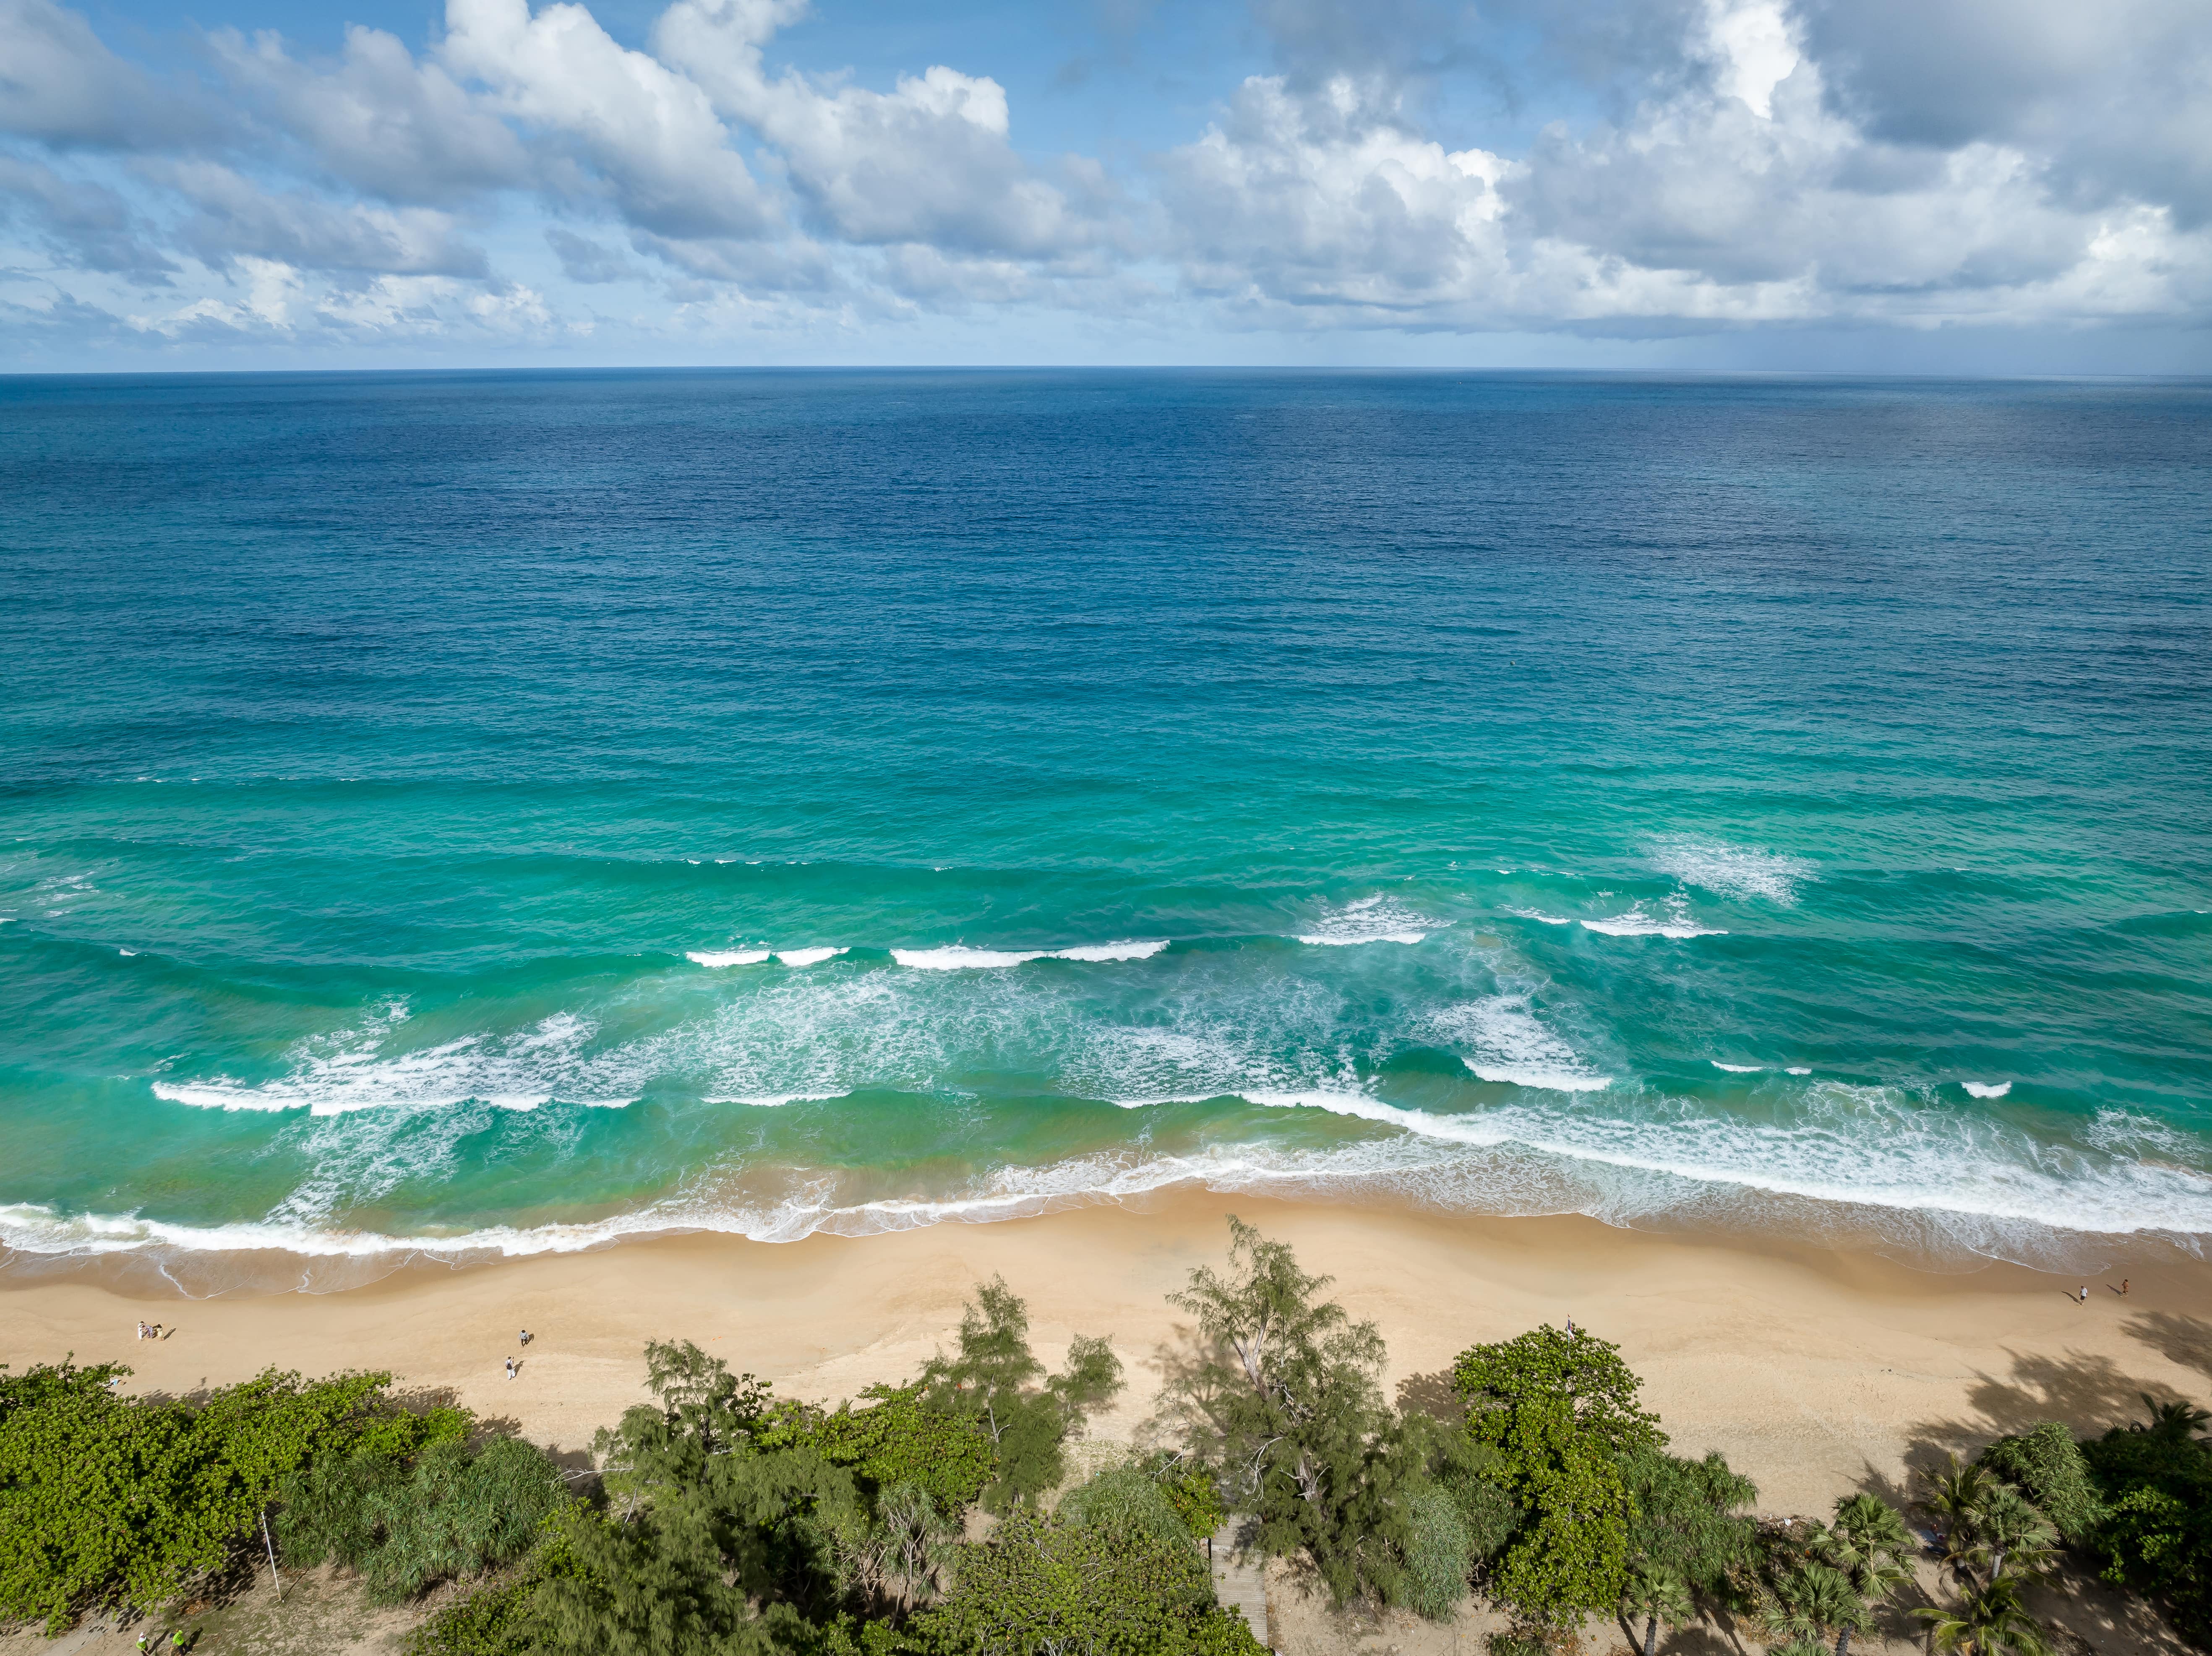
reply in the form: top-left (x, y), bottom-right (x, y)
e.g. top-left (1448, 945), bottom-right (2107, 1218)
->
top-left (1451, 1325), bottom-right (1663, 1632)
top-left (2082, 1405), bottom-right (2212, 1648)
top-left (918, 1474), bottom-right (1264, 1656)
top-left (1619, 1448), bottom-right (1758, 1597)
top-left (1619, 1560), bottom-right (1693, 1656)
top-left (921, 1277), bottom-right (1124, 1512)
top-left (1913, 1575), bottom-right (2052, 1656)
top-left (546, 1341), bottom-right (862, 1653)
top-left (1971, 1486), bottom-right (2056, 1584)
top-left (1814, 1494), bottom-right (1913, 1653)
top-left (1976, 1424), bottom-right (2105, 1547)
top-left (1163, 1216), bottom-right (1413, 1605)
top-left (1914, 1455), bottom-right (2002, 1587)
top-left (0, 1358), bottom-right (425, 1632)
top-left (1765, 1562), bottom-right (1869, 1656)
top-left (1451, 1325), bottom-right (1665, 1460)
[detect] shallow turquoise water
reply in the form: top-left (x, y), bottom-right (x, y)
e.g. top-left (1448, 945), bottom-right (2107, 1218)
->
top-left (2, 370), bottom-right (2208, 1271)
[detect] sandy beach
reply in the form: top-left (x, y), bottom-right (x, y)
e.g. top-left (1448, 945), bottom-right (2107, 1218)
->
top-left (5, 1196), bottom-right (2206, 1521)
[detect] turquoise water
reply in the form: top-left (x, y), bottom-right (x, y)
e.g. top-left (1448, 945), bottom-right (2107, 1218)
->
top-left (2, 370), bottom-right (2209, 1274)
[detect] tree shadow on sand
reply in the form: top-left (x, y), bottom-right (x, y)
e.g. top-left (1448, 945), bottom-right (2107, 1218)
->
top-left (1862, 1343), bottom-right (2200, 1656)
top-left (2124, 1311), bottom-right (2212, 1391)
top-left (1394, 1368), bottom-right (1459, 1424)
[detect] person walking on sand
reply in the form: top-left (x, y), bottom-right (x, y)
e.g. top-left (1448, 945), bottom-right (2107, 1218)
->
top-left (2079, 1285), bottom-right (2089, 1304)
top-left (505, 1356), bottom-right (517, 1380)
top-left (2121, 1279), bottom-right (2130, 1296)
top-left (519, 1328), bottom-right (531, 1347)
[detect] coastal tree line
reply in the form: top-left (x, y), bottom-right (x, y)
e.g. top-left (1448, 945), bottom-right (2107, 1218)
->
top-left (1, 1217), bottom-right (2206, 1655)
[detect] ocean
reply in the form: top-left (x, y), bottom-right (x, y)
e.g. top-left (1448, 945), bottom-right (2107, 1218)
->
top-left (2, 368), bottom-right (2208, 1281)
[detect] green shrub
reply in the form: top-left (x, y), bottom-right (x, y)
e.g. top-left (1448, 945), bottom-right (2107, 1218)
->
top-left (917, 1501), bottom-right (1217, 1656)
top-left (0, 1359), bottom-right (407, 1632)
top-left (1400, 1484), bottom-right (1474, 1620)
top-left (782, 1384), bottom-right (995, 1517)
top-left (405, 1571), bottom-right (547, 1656)
top-left (1147, 1459), bottom-right (1226, 1542)
top-left (276, 1433), bottom-right (565, 1603)
top-left (1978, 1422), bottom-right (2106, 1546)
top-left (1056, 1466), bottom-right (1191, 1549)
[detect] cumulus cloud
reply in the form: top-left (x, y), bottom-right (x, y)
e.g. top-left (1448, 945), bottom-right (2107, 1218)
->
top-left (652, 0), bottom-right (1115, 259)
top-left (0, 0), bottom-right (2207, 358)
top-left (1155, 0), bottom-right (2212, 332)
top-left (209, 22), bottom-right (531, 206)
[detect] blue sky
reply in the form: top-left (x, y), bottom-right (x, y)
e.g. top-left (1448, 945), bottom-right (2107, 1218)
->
top-left (5, 0), bottom-right (2210, 369)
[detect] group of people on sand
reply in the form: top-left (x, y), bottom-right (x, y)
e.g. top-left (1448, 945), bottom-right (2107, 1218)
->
top-left (133, 1319), bottom-right (165, 1340)
top-left (506, 1327), bottom-right (531, 1380)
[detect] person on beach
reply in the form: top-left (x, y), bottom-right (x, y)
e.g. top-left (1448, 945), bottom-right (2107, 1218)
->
top-left (519, 1329), bottom-right (531, 1346)
top-left (2121, 1279), bottom-right (2130, 1296)
top-left (2079, 1286), bottom-right (2089, 1304)
top-left (505, 1357), bottom-right (517, 1380)
top-left (136, 1320), bottom-right (147, 1340)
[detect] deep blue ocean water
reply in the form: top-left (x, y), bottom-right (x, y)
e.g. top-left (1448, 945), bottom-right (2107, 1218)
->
top-left (2, 369), bottom-right (2209, 1276)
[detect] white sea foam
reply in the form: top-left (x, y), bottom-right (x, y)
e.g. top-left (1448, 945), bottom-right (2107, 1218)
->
top-left (152, 1009), bottom-right (621, 1115)
top-left (1649, 836), bottom-right (1813, 904)
top-left (1506, 908), bottom-right (1576, 926)
top-left (1424, 996), bottom-right (1612, 1093)
top-left (1297, 895), bottom-right (1434, 946)
top-left (892, 941), bottom-right (1167, 969)
top-left (1579, 904), bottom-right (1727, 940)
top-left (1787, 1067), bottom-right (1811, 1075)
top-left (689, 949), bottom-right (772, 967)
top-left (119, 948), bottom-right (138, 957)
top-left (1047, 940), bottom-right (1170, 962)
top-left (1711, 1062), bottom-right (1763, 1073)
top-left (16, 1081), bottom-right (2211, 1271)
top-left (1964, 1081), bottom-right (2012, 1099)
top-left (773, 947), bottom-right (849, 967)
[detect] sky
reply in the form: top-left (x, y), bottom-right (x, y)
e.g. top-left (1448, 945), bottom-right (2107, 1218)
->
top-left (3, 0), bottom-right (2210, 370)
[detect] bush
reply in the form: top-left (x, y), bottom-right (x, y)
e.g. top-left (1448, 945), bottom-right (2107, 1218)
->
top-left (1401, 1484), bottom-right (1474, 1620)
top-left (917, 1496), bottom-right (1218, 1656)
top-left (1978, 1422), bottom-right (2106, 1547)
top-left (405, 1571), bottom-right (546, 1656)
top-left (0, 1359), bottom-right (415, 1632)
top-left (781, 1384), bottom-right (995, 1518)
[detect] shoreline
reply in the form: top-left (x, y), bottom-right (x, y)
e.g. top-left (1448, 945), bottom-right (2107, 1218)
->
top-left (5, 1194), bottom-right (2206, 1518)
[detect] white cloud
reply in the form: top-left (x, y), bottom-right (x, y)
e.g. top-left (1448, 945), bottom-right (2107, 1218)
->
top-left (651, 0), bottom-right (1113, 259)
top-left (210, 23), bottom-right (531, 206)
top-left (0, 0), bottom-right (2208, 358)
top-left (439, 0), bottom-right (780, 240)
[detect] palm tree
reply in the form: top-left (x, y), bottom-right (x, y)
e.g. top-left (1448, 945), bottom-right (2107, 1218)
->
top-left (1766, 1561), bottom-right (1870, 1656)
top-left (1817, 1494), bottom-right (1914, 1654)
top-left (2134, 1393), bottom-right (2212, 1441)
top-left (1913, 1455), bottom-right (1998, 1586)
top-left (1970, 1485), bottom-right (2055, 1584)
top-left (1620, 1560), bottom-right (1695, 1656)
top-left (1914, 1575), bottom-right (2052, 1656)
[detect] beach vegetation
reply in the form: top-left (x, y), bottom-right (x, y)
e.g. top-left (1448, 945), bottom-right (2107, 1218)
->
top-left (1618, 1560), bottom-right (1693, 1656)
top-left (1913, 1573), bottom-right (2053, 1656)
top-left (1161, 1216), bottom-right (1416, 1606)
top-left (276, 1433), bottom-right (568, 1602)
top-left (1976, 1423), bottom-right (2104, 1547)
top-left (0, 1356), bottom-right (459, 1633)
top-left (914, 1479), bottom-right (1263, 1656)
top-left (919, 1277), bottom-right (1124, 1513)
top-left (767, 1383), bottom-right (996, 1518)
top-left (1449, 1324), bottom-right (1663, 1632)
top-left (1619, 1447), bottom-right (1759, 1598)
top-left (2080, 1394), bottom-right (2212, 1648)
